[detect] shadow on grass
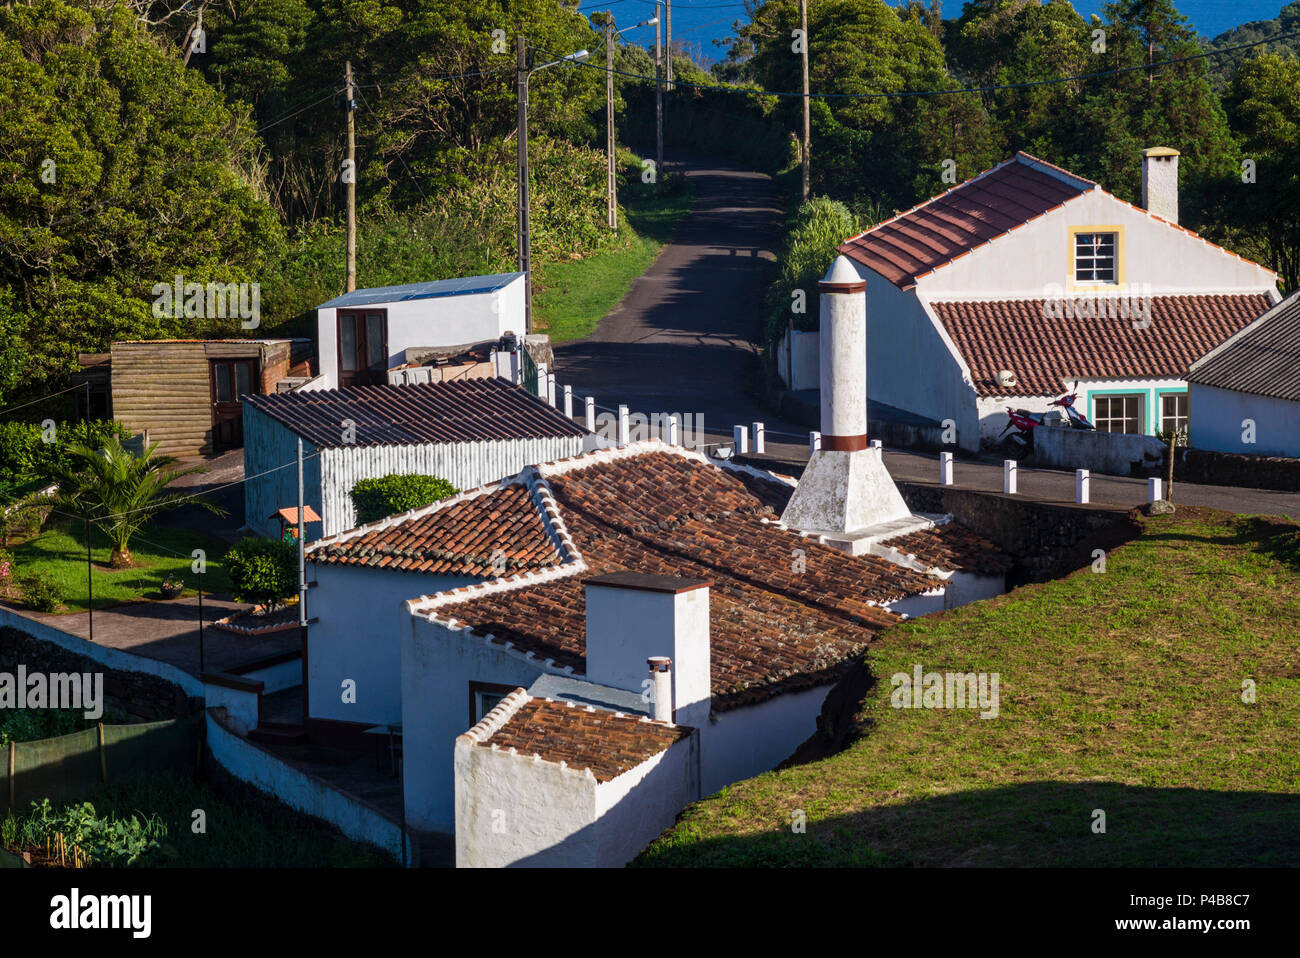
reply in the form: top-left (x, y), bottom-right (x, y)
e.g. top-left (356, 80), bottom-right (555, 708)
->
top-left (636, 781), bottom-right (1300, 868)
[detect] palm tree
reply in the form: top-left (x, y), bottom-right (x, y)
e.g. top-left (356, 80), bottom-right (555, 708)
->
top-left (49, 436), bottom-right (225, 568)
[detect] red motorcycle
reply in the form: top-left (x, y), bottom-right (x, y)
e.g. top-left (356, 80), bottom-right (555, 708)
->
top-left (999, 392), bottom-right (1094, 455)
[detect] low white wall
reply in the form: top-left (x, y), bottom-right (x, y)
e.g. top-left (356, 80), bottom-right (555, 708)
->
top-left (1190, 383), bottom-right (1300, 458)
top-left (943, 572), bottom-right (1006, 610)
top-left (0, 606), bottom-right (204, 697)
top-left (1034, 426), bottom-right (1166, 475)
top-left (206, 710), bottom-right (407, 861)
top-left (237, 657), bottom-right (301, 694)
top-left (594, 732), bottom-right (699, 866)
top-left (776, 329), bottom-right (820, 391)
top-left (885, 590), bottom-right (948, 620)
top-left (977, 395), bottom-right (1059, 445)
top-left (700, 684), bottom-right (829, 796)
top-left (202, 681), bottom-right (260, 736)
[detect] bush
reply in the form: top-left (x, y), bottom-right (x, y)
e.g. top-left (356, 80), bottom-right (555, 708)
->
top-left (351, 474), bottom-right (459, 525)
top-left (17, 571), bottom-right (61, 612)
top-left (0, 419), bottom-right (130, 484)
top-left (763, 197), bottom-right (861, 349)
top-left (224, 537), bottom-right (298, 612)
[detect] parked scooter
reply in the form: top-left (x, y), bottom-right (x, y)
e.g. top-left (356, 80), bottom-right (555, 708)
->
top-left (999, 391), bottom-right (1094, 456)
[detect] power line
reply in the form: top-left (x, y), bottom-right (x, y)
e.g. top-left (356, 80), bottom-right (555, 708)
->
top-left (0, 383), bottom-right (88, 419)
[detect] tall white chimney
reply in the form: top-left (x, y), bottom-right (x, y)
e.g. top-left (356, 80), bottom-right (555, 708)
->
top-left (780, 255), bottom-right (916, 552)
top-left (583, 571), bottom-right (711, 729)
top-left (1141, 147), bottom-right (1180, 224)
top-left (647, 657), bottom-right (672, 722)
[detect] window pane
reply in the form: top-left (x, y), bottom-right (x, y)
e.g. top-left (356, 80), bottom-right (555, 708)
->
top-left (214, 364), bottom-right (233, 402)
top-left (366, 314), bottom-right (385, 371)
top-left (1161, 393), bottom-right (1189, 435)
top-left (234, 362), bottom-right (253, 398)
top-left (475, 692), bottom-right (505, 722)
top-left (1075, 232), bottom-right (1117, 282)
top-left (340, 317), bottom-right (357, 372)
top-left (1094, 394), bottom-right (1144, 434)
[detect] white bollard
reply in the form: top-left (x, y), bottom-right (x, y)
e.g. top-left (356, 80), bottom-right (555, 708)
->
top-left (563, 385), bottom-right (573, 419)
top-left (667, 414), bottom-right (680, 446)
top-left (585, 396), bottom-right (596, 433)
top-left (752, 422), bottom-right (765, 455)
top-left (1076, 468), bottom-right (1090, 504)
top-left (733, 424), bottom-right (749, 455)
top-left (1148, 477), bottom-right (1162, 502)
top-left (535, 362), bottom-right (548, 399)
top-left (1003, 459), bottom-right (1017, 495)
top-left (546, 373), bottom-right (557, 407)
top-left (617, 405), bottom-right (629, 447)
top-left (810, 431), bottom-right (821, 455)
top-left (940, 451), bottom-right (954, 486)
top-left (869, 439), bottom-right (882, 450)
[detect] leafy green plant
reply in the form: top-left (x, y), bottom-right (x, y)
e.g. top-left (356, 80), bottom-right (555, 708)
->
top-left (225, 537), bottom-right (297, 612)
top-left (48, 436), bottom-right (224, 567)
top-left (763, 197), bottom-right (861, 348)
top-left (4, 799), bottom-right (165, 867)
top-left (0, 708), bottom-right (87, 748)
top-left (17, 571), bottom-right (61, 612)
top-left (351, 474), bottom-right (458, 525)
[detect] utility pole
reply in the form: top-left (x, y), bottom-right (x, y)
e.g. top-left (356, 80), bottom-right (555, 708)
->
top-left (344, 60), bottom-right (357, 293)
top-left (800, 0), bottom-right (810, 202)
top-left (297, 438), bottom-right (308, 725)
top-left (655, 9), bottom-right (663, 194)
top-left (665, 0), bottom-right (673, 91)
top-left (83, 382), bottom-right (92, 644)
top-left (606, 22), bottom-right (617, 230)
top-left (516, 36), bottom-right (532, 333)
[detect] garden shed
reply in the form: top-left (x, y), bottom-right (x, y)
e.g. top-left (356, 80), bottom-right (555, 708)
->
top-left (241, 378), bottom-right (588, 539)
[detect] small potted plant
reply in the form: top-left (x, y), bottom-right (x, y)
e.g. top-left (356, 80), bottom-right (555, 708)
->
top-left (160, 576), bottom-right (184, 599)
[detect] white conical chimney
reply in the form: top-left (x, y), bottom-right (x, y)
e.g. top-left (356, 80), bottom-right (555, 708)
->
top-left (780, 256), bottom-right (918, 552)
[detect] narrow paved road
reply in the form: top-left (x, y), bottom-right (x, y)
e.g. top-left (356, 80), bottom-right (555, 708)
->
top-left (554, 157), bottom-right (1300, 519)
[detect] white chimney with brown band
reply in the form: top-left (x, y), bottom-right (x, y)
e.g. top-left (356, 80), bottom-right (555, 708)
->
top-left (818, 258), bottom-right (869, 451)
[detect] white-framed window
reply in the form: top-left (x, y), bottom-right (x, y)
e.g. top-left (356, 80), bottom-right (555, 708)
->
top-left (1160, 392), bottom-right (1189, 437)
top-left (1074, 232), bottom-right (1118, 283)
top-left (1093, 393), bottom-right (1145, 434)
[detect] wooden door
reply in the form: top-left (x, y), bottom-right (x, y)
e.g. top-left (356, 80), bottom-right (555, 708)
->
top-left (210, 359), bottom-right (256, 451)
top-left (338, 309), bottom-right (388, 388)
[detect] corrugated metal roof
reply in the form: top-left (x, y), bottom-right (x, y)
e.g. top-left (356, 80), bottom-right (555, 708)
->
top-left (244, 378), bottom-right (586, 448)
top-left (1187, 290), bottom-right (1300, 401)
top-left (839, 153), bottom-right (1094, 289)
top-left (316, 273), bottom-right (525, 309)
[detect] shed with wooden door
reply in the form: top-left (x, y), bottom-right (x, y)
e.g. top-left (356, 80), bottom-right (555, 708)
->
top-left (108, 339), bottom-right (315, 458)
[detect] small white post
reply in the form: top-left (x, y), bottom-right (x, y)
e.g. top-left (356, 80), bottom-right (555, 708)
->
top-left (752, 422), bottom-right (765, 454)
top-left (869, 439), bottom-right (882, 450)
top-left (617, 405), bottom-right (629, 447)
top-left (733, 425), bottom-right (749, 455)
top-left (1076, 468), bottom-right (1090, 504)
top-left (1148, 477), bottom-right (1162, 502)
top-left (1003, 459), bottom-right (1017, 495)
top-left (667, 414), bottom-right (680, 446)
top-left (535, 362), bottom-right (548, 399)
top-left (810, 431), bottom-right (821, 455)
top-left (585, 396), bottom-right (596, 433)
top-left (546, 373), bottom-right (557, 407)
top-left (563, 384), bottom-right (573, 419)
top-left (511, 350), bottom-right (522, 385)
top-left (940, 451), bottom-right (954, 486)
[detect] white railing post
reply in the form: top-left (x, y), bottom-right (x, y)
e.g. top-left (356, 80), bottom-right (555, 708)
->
top-left (617, 405), bottom-right (629, 447)
top-left (535, 362), bottom-right (548, 400)
top-left (667, 414), bottom-right (680, 446)
top-left (546, 372), bottom-right (557, 407)
top-left (1148, 477), bottom-right (1162, 502)
top-left (940, 451), bottom-right (954, 486)
top-left (752, 422), bottom-right (765, 454)
top-left (1003, 459), bottom-right (1017, 495)
top-left (733, 425), bottom-right (749, 455)
top-left (1076, 468), bottom-right (1090, 504)
top-left (585, 396), bottom-right (596, 433)
top-left (563, 384), bottom-right (573, 419)
top-left (810, 431), bottom-right (821, 455)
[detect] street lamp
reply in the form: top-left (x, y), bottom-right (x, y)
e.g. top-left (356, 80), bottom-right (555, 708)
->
top-left (517, 41), bottom-right (589, 335)
top-left (600, 16), bottom-right (658, 231)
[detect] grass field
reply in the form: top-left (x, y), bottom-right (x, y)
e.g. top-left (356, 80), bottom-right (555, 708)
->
top-left (637, 510), bottom-right (1300, 867)
top-left (4, 519), bottom-right (231, 613)
top-left (532, 180), bottom-right (696, 344)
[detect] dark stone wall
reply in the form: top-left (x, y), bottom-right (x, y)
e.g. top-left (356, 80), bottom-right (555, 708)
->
top-left (1175, 448), bottom-right (1300, 492)
top-left (0, 627), bottom-right (200, 722)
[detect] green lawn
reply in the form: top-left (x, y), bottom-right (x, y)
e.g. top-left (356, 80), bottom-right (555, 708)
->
top-left (532, 181), bottom-right (696, 344)
top-left (4, 519), bottom-right (231, 613)
top-left (638, 510), bottom-right (1300, 867)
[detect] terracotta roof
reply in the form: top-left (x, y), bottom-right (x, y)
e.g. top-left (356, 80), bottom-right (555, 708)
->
top-left (411, 444), bottom-right (959, 710)
top-left (244, 378), bottom-right (586, 448)
top-left (839, 153), bottom-right (1093, 289)
top-left (931, 294), bottom-right (1273, 398)
top-left (878, 525), bottom-right (1014, 577)
top-left (308, 482), bottom-right (567, 576)
top-left (465, 692), bottom-right (691, 782)
top-left (1187, 289), bottom-right (1300, 402)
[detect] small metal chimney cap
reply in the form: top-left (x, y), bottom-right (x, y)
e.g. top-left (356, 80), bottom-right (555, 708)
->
top-left (647, 656), bottom-right (672, 671)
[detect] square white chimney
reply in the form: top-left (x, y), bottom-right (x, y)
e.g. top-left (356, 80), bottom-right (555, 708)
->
top-left (1141, 147), bottom-right (1180, 225)
top-left (583, 571), bottom-right (711, 729)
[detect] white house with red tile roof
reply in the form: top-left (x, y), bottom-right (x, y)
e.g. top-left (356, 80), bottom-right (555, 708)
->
top-left (831, 149), bottom-right (1280, 450)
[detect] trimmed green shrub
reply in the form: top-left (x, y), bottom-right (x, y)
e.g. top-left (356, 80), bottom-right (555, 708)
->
top-left (224, 537), bottom-right (298, 611)
top-left (351, 474), bottom-right (458, 525)
top-left (17, 571), bottom-right (61, 612)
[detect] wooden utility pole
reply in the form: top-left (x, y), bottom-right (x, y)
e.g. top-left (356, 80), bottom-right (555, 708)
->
top-left (344, 60), bottom-right (357, 293)
top-left (606, 22), bottom-right (617, 230)
top-left (516, 36), bottom-right (532, 332)
top-left (182, 3), bottom-right (206, 67)
top-left (800, 0), bottom-right (810, 202)
top-left (655, 9), bottom-right (663, 193)
top-left (665, 0), bottom-right (673, 90)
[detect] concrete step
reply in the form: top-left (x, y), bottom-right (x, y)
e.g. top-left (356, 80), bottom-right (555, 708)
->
top-left (248, 722), bottom-right (308, 746)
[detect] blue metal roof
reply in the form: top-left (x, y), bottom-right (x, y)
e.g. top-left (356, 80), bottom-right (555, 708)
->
top-left (316, 272), bottom-right (525, 309)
